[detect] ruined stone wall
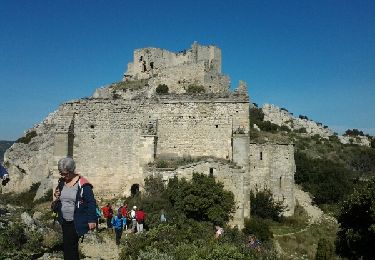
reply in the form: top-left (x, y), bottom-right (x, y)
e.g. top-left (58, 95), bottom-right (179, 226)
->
top-left (124, 43), bottom-right (228, 94)
top-left (249, 143), bottom-right (295, 216)
top-left (150, 98), bottom-right (249, 160)
top-left (147, 159), bottom-right (248, 228)
top-left (45, 95), bottom-right (249, 199)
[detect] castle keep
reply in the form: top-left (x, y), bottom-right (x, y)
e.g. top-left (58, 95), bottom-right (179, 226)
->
top-left (4, 43), bottom-right (295, 227)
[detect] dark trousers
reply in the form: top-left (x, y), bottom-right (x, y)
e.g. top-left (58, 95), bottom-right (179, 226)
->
top-left (106, 217), bottom-right (112, 228)
top-left (114, 228), bottom-right (123, 245)
top-left (62, 220), bottom-right (79, 260)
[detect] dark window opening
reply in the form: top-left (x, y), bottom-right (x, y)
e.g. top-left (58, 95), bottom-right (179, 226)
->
top-left (260, 152), bottom-right (263, 160)
top-left (209, 168), bottom-right (214, 177)
top-left (131, 184), bottom-right (140, 197)
top-left (150, 62), bottom-right (154, 69)
top-left (139, 56), bottom-right (143, 61)
top-left (215, 125), bottom-right (219, 128)
top-left (279, 176), bottom-right (282, 189)
top-left (142, 61), bottom-right (146, 72)
top-left (90, 124), bottom-right (95, 129)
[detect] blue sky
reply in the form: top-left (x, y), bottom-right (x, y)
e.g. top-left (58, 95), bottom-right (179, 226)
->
top-left (1, 0), bottom-right (374, 140)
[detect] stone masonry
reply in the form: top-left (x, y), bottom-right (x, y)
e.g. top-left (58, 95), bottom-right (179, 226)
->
top-left (3, 43), bottom-right (295, 227)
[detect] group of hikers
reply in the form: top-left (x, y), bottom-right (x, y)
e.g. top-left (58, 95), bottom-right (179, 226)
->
top-left (2, 157), bottom-right (263, 259)
top-left (99, 202), bottom-right (147, 245)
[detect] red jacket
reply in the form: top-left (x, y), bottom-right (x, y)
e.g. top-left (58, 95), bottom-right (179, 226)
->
top-left (102, 206), bottom-right (113, 218)
top-left (120, 206), bottom-right (128, 218)
top-left (136, 210), bottom-right (145, 222)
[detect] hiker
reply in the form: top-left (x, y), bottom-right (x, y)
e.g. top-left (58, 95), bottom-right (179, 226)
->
top-left (135, 207), bottom-right (146, 233)
top-left (102, 203), bottom-right (114, 229)
top-left (118, 202), bottom-right (128, 230)
top-left (95, 205), bottom-right (102, 231)
top-left (215, 225), bottom-right (224, 239)
top-left (160, 209), bottom-right (167, 222)
top-left (130, 206), bottom-right (137, 233)
top-left (0, 163), bottom-right (9, 186)
top-left (111, 211), bottom-right (126, 245)
top-left (247, 234), bottom-right (261, 252)
top-left (52, 157), bottom-right (97, 260)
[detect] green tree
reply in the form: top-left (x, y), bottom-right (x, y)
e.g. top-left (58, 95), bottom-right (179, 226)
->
top-left (315, 238), bottom-right (334, 260)
top-left (243, 217), bottom-right (273, 242)
top-left (295, 152), bottom-right (353, 204)
top-left (156, 84), bottom-right (169, 94)
top-left (187, 84), bottom-right (205, 93)
top-left (167, 173), bottom-right (235, 225)
top-left (335, 178), bottom-right (375, 260)
top-left (250, 189), bottom-right (286, 222)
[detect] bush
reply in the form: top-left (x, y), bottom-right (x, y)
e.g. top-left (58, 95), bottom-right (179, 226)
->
top-left (249, 107), bottom-right (264, 127)
top-left (257, 121), bottom-right (279, 132)
top-left (187, 84), bottom-right (205, 93)
top-left (371, 138), bottom-right (375, 149)
top-left (16, 131), bottom-right (37, 144)
top-left (315, 238), bottom-right (334, 260)
top-left (0, 182), bottom-right (41, 210)
top-left (344, 128), bottom-right (365, 137)
top-left (156, 84), bottom-right (169, 94)
top-left (336, 178), bottom-right (375, 259)
top-left (250, 189), bottom-right (286, 222)
top-left (243, 217), bottom-right (273, 242)
top-left (295, 152), bottom-right (353, 205)
top-left (167, 173), bottom-right (235, 225)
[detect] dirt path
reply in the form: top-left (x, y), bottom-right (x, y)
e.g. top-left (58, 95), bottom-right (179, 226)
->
top-left (80, 229), bottom-right (121, 260)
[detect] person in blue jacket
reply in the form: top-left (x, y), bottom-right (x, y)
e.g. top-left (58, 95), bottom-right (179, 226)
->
top-left (112, 211), bottom-right (126, 245)
top-left (0, 163), bottom-right (9, 186)
top-left (52, 157), bottom-right (97, 260)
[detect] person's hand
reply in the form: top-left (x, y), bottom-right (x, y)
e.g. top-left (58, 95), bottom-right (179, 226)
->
top-left (54, 188), bottom-right (60, 199)
top-left (88, 222), bottom-right (96, 230)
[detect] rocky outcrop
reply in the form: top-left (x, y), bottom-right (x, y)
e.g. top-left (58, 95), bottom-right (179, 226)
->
top-left (262, 104), bottom-right (372, 147)
top-left (338, 135), bottom-right (371, 147)
top-left (262, 104), bottom-right (333, 138)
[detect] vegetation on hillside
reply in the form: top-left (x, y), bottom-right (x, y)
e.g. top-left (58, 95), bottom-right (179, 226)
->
top-left (336, 178), bottom-right (375, 259)
top-left (250, 104), bottom-right (375, 259)
top-left (0, 140), bottom-right (14, 162)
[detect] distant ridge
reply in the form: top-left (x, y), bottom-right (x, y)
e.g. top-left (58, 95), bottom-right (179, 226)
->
top-left (0, 140), bottom-right (14, 162)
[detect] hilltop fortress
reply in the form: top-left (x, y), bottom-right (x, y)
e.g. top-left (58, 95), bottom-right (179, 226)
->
top-left (3, 43), bottom-right (295, 227)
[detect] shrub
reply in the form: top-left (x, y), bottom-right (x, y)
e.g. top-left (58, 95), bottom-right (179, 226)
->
top-left (156, 84), bottom-right (169, 94)
top-left (250, 189), bottom-right (286, 222)
top-left (371, 138), bottom-right (375, 149)
top-left (249, 107), bottom-right (264, 127)
top-left (295, 152), bottom-right (353, 205)
top-left (187, 84), bottom-right (205, 93)
top-left (344, 128), bottom-right (365, 136)
top-left (167, 173), bottom-right (235, 225)
top-left (295, 127), bottom-right (307, 133)
top-left (257, 121), bottom-right (279, 132)
top-left (0, 182), bottom-right (41, 210)
top-left (243, 217), bottom-right (273, 242)
top-left (315, 238), bottom-right (334, 260)
top-left (16, 131), bottom-right (37, 144)
top-left (335, 178), bottom-right (375, 259)
top-left (279, 125), bottom-right (291, 132)
top-left (299, 115), bottom-right (309, 120)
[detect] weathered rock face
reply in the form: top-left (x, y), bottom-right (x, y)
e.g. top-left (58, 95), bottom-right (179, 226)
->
top-left (338, 135), bottom-right (371, 147)
top-left (3, 43), bottom-right (296, 226)
top-left (262, 104), bottom-right (371, 147)
top-left (262, 104), bottom-right (334, 138)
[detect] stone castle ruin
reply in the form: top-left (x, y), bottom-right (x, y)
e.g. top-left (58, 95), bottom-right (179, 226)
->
top-left (3, 42), bottom-right (295, 227)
